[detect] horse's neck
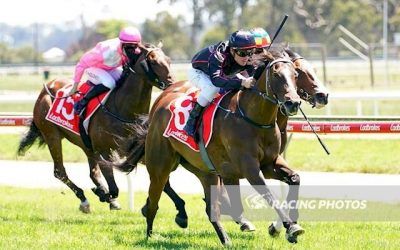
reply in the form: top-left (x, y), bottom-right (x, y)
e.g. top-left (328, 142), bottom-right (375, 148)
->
top-left (111, 75), bottom-right (153, 116)
top-left (239, 91), bottom-right (278, 126)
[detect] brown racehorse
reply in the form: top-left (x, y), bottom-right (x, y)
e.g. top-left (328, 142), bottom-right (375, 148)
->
top-left (134, 47), bottom-right (329, 234)
top-left (217, 47), bottom-right (330, 236)
top-left (17, 43), bottom-right (176, 213)
top-left (141, 48), bottom-right (304, 245)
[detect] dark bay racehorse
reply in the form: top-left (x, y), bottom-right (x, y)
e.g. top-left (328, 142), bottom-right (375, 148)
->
top-left (134, 48), bottom-right (330, 234)
top-left (17, 43), bottom-right (176, 213)
top-left (141, 49), bottom-right (304, 245)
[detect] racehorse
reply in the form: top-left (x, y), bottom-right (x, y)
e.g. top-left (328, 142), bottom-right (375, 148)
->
top-left (17, 43), bottom-right (176, 213)
top-left (133, 47), bottom-right (329, 234)
top-left (141, 48), bottom-right (304, 245)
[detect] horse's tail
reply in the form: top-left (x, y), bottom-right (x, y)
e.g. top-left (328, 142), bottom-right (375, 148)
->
top-left (110, 114), bottom-right (149, 173)
top-left (17, 121), bottom-right (46, 156)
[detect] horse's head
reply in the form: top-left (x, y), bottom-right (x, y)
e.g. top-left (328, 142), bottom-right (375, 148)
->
top-left (128, 43), bottom-right (175, 90)
top-left (285, 49), bottom-right (329, 109)
top-left (255, 49), bottom-right (301, 116)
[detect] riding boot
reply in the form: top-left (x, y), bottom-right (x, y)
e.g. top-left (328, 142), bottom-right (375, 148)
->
top-left (74, 84), bottom-right (110, 115)
top-left (183, 102), bottom-right (205, 137)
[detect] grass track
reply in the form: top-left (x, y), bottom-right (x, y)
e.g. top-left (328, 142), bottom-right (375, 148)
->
top-left (0, 186), bottom-right (399, 249)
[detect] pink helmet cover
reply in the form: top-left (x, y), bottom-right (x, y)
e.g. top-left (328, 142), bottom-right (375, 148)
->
top-left (119, 27), bottom-right (142, 44)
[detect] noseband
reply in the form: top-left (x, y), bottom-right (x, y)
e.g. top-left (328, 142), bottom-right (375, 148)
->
top-left (236, 58), bottom-right (294, 129)
top-left (290, 56), bottom-right (315, 105)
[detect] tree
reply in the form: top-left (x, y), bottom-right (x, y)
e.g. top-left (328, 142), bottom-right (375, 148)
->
top-left (142, 11), bottom-right (191, 60)
top-left (157, 0), bottom-right (205, 53)
top-left (204, 0), bottom-right (246, 37)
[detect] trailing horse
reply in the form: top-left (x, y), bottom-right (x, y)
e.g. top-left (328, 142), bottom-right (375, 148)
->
top-left (17, 43), bottom-right (175, 213)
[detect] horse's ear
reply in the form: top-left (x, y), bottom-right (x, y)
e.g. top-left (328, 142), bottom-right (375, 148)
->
top-left (157, 40), bottom-right (163, 48)
top-left (282, 41), bottom-right (289, 49)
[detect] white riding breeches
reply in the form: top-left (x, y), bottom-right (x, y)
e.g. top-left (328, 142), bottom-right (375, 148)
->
top-left (84, 67), bottom-right (123, 89)
top-left (188, 68), bottom-right (220, 107)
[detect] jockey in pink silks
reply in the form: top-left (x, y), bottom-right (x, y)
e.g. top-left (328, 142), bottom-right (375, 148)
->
top-left (69, 27), bottom-right (142, 115)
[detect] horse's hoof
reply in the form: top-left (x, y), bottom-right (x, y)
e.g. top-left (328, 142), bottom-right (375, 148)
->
top-left (147, 229), bottom-right (153, 238)
top-left (79, 202), bottom-right (91, 214)
top-left (285, 224), bottom-right (305, 244)
top-left (175, 214), bottom-right (188, 228)
top-left (223, 239), bottom-right (232, 247)
top-left (109, 199), bottom-right (122, 210)
top-left (268, 223), bottom-right (280, 237)
top-left (237, 218), bottom-right (256, 232)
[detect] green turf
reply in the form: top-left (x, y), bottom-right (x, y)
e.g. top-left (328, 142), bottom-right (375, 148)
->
top-left (4, 133), bottom-right (400, 174)
top-left (0, 186), bottom-right (399, 249)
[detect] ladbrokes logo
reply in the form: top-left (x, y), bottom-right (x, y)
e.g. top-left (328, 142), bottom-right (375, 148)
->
top-left (360, 124), bottom-right (380, 131)
top-left (0, 119), bottom-right (15, 125)
top-left (390, 123), bottom-right (400, 131)
top-left (330, 124), bottom-right (350, 132)
top-left (301, 124), bottom-right (321, 132)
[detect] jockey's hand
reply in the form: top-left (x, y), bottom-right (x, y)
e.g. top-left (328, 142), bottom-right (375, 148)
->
top-left (241, 77), bottom-right (255, 89)
top-left (68, 82), bottom-right (79, 95)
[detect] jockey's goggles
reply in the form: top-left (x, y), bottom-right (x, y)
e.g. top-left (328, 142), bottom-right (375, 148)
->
top-left (234, 48), bottom-right (255, 57)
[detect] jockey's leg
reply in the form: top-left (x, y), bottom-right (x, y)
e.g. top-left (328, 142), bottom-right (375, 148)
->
top-left (184, 68), bottom-right (219, 136)
top-left (74, 67), bottom-right (116, 115)
top-left (74, 84), bottom-right (110, 115)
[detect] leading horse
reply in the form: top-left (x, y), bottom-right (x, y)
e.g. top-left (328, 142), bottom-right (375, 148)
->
top-left (123, 47), bottom-right (329, 234)
top-left (17, 43), bottom-right (176, 213)
top-left (141, 48), bottom-right (304, 245)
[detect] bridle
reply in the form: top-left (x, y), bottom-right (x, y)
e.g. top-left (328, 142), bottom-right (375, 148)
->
top-left (138, 48), bottom-right (169, 90)
top-left (289, 56), bottom-right (315, 105)
top-left (235, 58), bottom-right (295, 129)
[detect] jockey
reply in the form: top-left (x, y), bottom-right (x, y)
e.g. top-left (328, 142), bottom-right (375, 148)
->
top-left (183, 30), bottom-right (257, 137)
top-left (69, 26), bottom-right (142, 115)
top-left (250, 27), bottom-right (272, 63)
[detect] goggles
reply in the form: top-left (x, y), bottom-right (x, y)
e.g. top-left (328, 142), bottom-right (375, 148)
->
top-left (234, 49), bottom-right (254, 57)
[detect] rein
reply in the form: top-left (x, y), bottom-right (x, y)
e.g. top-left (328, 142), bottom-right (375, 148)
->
top-left (140, 48), bottom-right (169, 90)
top-left (235, 58), bottom-right (293, 129)
top-left (289, 55), bottom-right (315, 105)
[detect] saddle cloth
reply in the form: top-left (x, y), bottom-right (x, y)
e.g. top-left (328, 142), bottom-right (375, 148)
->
top-left (163, 90), bottom-right (227, 151)
top-left (45, 81), bottom-right (112, 134)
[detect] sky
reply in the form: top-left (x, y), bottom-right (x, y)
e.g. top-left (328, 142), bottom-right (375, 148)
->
top-left (0, 0), bottom-right (190, 27)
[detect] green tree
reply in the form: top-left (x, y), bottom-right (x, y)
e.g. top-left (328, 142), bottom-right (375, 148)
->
top-left (142, 11), bottom-right (191, 60)
top-left (96, 19), bottom-right (129, 39)
top-left (157, 0), bottom-right (205, 53)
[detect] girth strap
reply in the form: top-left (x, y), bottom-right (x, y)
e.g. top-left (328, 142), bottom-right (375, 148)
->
top-left (198, 122), bottom-right (217, 174)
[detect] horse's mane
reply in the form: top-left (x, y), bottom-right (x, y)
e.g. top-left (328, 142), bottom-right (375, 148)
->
top-left (283, 47), bottom-right (302, 60)
top-left (253, 45), bottom-right (287, 80)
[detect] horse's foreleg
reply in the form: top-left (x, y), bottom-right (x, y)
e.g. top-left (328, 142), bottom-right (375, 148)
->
top-left (222, 178), bottom-right (256, 232)
top-left (242, 159), bottom-right (304, 243)
top-left (98, 162), bottom-right (121, 210)
top-left (163, 179), bottom-right (188, 228)
top-left (87, 157), bottom-right (109, 203)
top-left (274, 156), bottom-right (300, 223)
